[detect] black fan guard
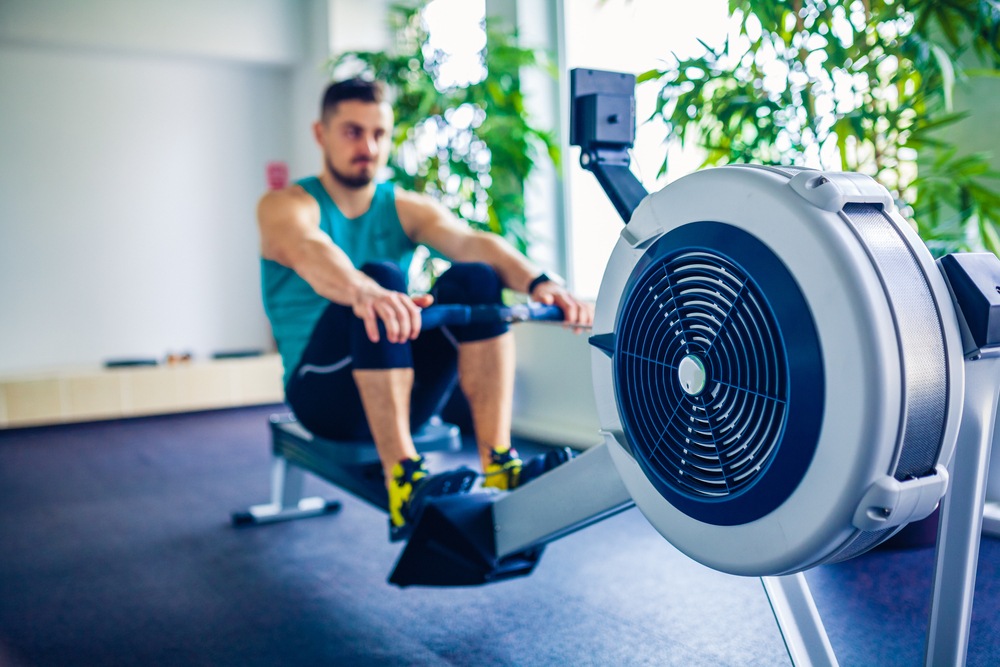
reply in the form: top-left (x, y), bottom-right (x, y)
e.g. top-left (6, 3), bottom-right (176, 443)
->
top-left (611, 222), bottom-right (825, 526)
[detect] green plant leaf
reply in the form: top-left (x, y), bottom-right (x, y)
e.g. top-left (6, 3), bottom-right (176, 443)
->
top-left (326, 3), bottom-right (555, 266)
top-left (641, 0), bottom-right (1000, 255)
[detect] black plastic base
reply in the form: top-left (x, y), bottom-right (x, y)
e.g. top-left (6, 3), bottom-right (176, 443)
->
top-left (389, 492), bottom-right (543, 587)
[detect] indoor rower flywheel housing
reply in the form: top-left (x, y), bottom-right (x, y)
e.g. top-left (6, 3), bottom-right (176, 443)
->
top-left (590, 165), bottom-right (965, 576)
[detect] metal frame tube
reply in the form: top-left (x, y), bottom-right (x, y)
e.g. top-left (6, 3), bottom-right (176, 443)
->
top-left (272, 456), bottom-right (305, 508)
top-left (982, 502), bottom-right (1000, 537)
top-left (924, 356), bottom-right (1000, 666)
top-left (761, 574), bottom-right (838, 667)
top-left (492, 442), bottom-right (633, 558)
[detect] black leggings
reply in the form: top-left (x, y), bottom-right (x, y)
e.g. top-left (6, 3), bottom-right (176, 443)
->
top-left (285, 262), bottom-right (508, 441)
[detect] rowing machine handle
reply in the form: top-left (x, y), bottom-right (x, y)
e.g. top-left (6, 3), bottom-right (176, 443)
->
top-left (421, 304), bottom-right (564, 330)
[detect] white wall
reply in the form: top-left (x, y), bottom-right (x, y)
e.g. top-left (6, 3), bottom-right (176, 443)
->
top-left (0, 0), bottom-right (312, 374)
top-left (0, 0), bottom-right (304, 65)
top-left (513, 323), bottom-right (603, 448)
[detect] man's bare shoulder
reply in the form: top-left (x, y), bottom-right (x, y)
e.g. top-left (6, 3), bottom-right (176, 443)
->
top-left (393, 187), bottom-right (475, 252)
top-left (259, 184), bottom-right (315, 209)
top-left (393, 186), bottom-right (436, 211)
top-left (258, 185), bottom-right (319, 224)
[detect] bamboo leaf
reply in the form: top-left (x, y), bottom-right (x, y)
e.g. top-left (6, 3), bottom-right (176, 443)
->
top-left (929, 42), bottom-right (956, 112)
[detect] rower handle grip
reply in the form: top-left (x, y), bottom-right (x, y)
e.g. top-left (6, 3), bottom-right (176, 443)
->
top-left (420, 304), bottom-right (564, 330)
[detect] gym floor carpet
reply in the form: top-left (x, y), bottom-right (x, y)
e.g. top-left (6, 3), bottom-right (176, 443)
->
top-left (1, 405), bottom-right (998, 666)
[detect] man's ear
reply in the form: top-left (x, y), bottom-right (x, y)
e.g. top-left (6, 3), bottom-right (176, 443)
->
top-left (312, 120), bottom-right (325, 146)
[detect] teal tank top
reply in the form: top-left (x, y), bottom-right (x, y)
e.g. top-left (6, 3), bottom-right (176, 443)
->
top-left (261, 178), bottom-right (417, 387)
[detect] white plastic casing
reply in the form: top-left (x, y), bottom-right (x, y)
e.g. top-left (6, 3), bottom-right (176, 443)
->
top-left (591, 165), bottom-right (964, 576)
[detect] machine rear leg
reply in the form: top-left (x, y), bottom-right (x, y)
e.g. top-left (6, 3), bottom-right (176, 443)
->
top-left (231, 456), bottom-right (341, 526)
top-left (983, 503), bottom-right (1000, 536)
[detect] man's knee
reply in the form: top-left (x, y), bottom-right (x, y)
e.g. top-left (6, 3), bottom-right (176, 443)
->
top-left (434, 262), bottom-right (503, 306)
top-left (361, 261), bottom-right (407, 293)
top-left (348, 263), bottom-right (413, 369)
top-left (433, 263), bottom-right (507, 342)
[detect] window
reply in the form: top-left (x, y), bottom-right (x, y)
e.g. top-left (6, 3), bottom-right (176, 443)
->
top-left (563, 0), bottom-right (728, 298)
top-left (423, 0), bottom-right (487, 89)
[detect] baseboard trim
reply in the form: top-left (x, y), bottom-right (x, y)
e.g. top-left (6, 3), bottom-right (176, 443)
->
top-left (0, 354), bottom-right (284, 429)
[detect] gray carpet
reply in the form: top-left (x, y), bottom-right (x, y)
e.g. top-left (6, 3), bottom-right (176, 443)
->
top-left (0, 406), bottom-right (998, 666)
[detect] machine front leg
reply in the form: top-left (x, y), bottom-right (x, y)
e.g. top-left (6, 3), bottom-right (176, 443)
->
top-left (761, 573), bottom-right (838, 667)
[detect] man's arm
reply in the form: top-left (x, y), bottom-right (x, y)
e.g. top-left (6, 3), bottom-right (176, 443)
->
top-left (257, 187), bottom-right (429, 343)
top-left (395, 189), bottom-right (593, 327)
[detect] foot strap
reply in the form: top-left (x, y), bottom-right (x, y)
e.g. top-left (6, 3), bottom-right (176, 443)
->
top-left (517, 447), bottom-right (575, 488)
top-left (390, 468), bottom-right (478, 542)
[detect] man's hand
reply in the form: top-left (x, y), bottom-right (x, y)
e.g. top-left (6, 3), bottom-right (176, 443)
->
top-left (352, 280), bottom-right (434, 344)
top-left (530, 281), bottom-right (594, 330)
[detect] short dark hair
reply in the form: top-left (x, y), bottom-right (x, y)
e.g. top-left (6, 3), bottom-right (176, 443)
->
top-left (321, 78), bottom-right (386, 122)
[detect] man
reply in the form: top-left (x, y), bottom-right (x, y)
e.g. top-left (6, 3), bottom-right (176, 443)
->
top-left (258, 78), bottom-right (592, 540)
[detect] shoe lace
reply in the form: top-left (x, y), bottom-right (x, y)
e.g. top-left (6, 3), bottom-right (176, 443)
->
top-left (395, 457), bottom-right (428, 487)
top-left (490, 447), bottom-right (520, 470)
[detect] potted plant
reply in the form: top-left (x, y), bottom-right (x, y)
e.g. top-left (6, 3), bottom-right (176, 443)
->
top-left (641, 0), bottom-right (1000, 255)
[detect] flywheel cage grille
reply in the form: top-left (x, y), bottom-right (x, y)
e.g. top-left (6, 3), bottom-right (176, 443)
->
top-left (616, 250), bottom-right (788, 499)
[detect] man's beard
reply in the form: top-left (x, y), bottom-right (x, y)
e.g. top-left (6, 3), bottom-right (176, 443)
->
top-left (327, 156), bottom-right (375, 189)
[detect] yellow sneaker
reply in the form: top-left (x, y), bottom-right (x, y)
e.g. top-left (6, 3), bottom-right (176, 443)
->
top-left (388, 456), bottom-right (428, 540)
top-left (482, 446), bottom-right (577, 492)
top-left (482, 446), bottom-right (523, 491)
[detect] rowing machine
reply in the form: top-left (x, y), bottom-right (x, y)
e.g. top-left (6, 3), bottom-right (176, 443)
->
top-left (575, 67), bottom-right (1000, 667)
